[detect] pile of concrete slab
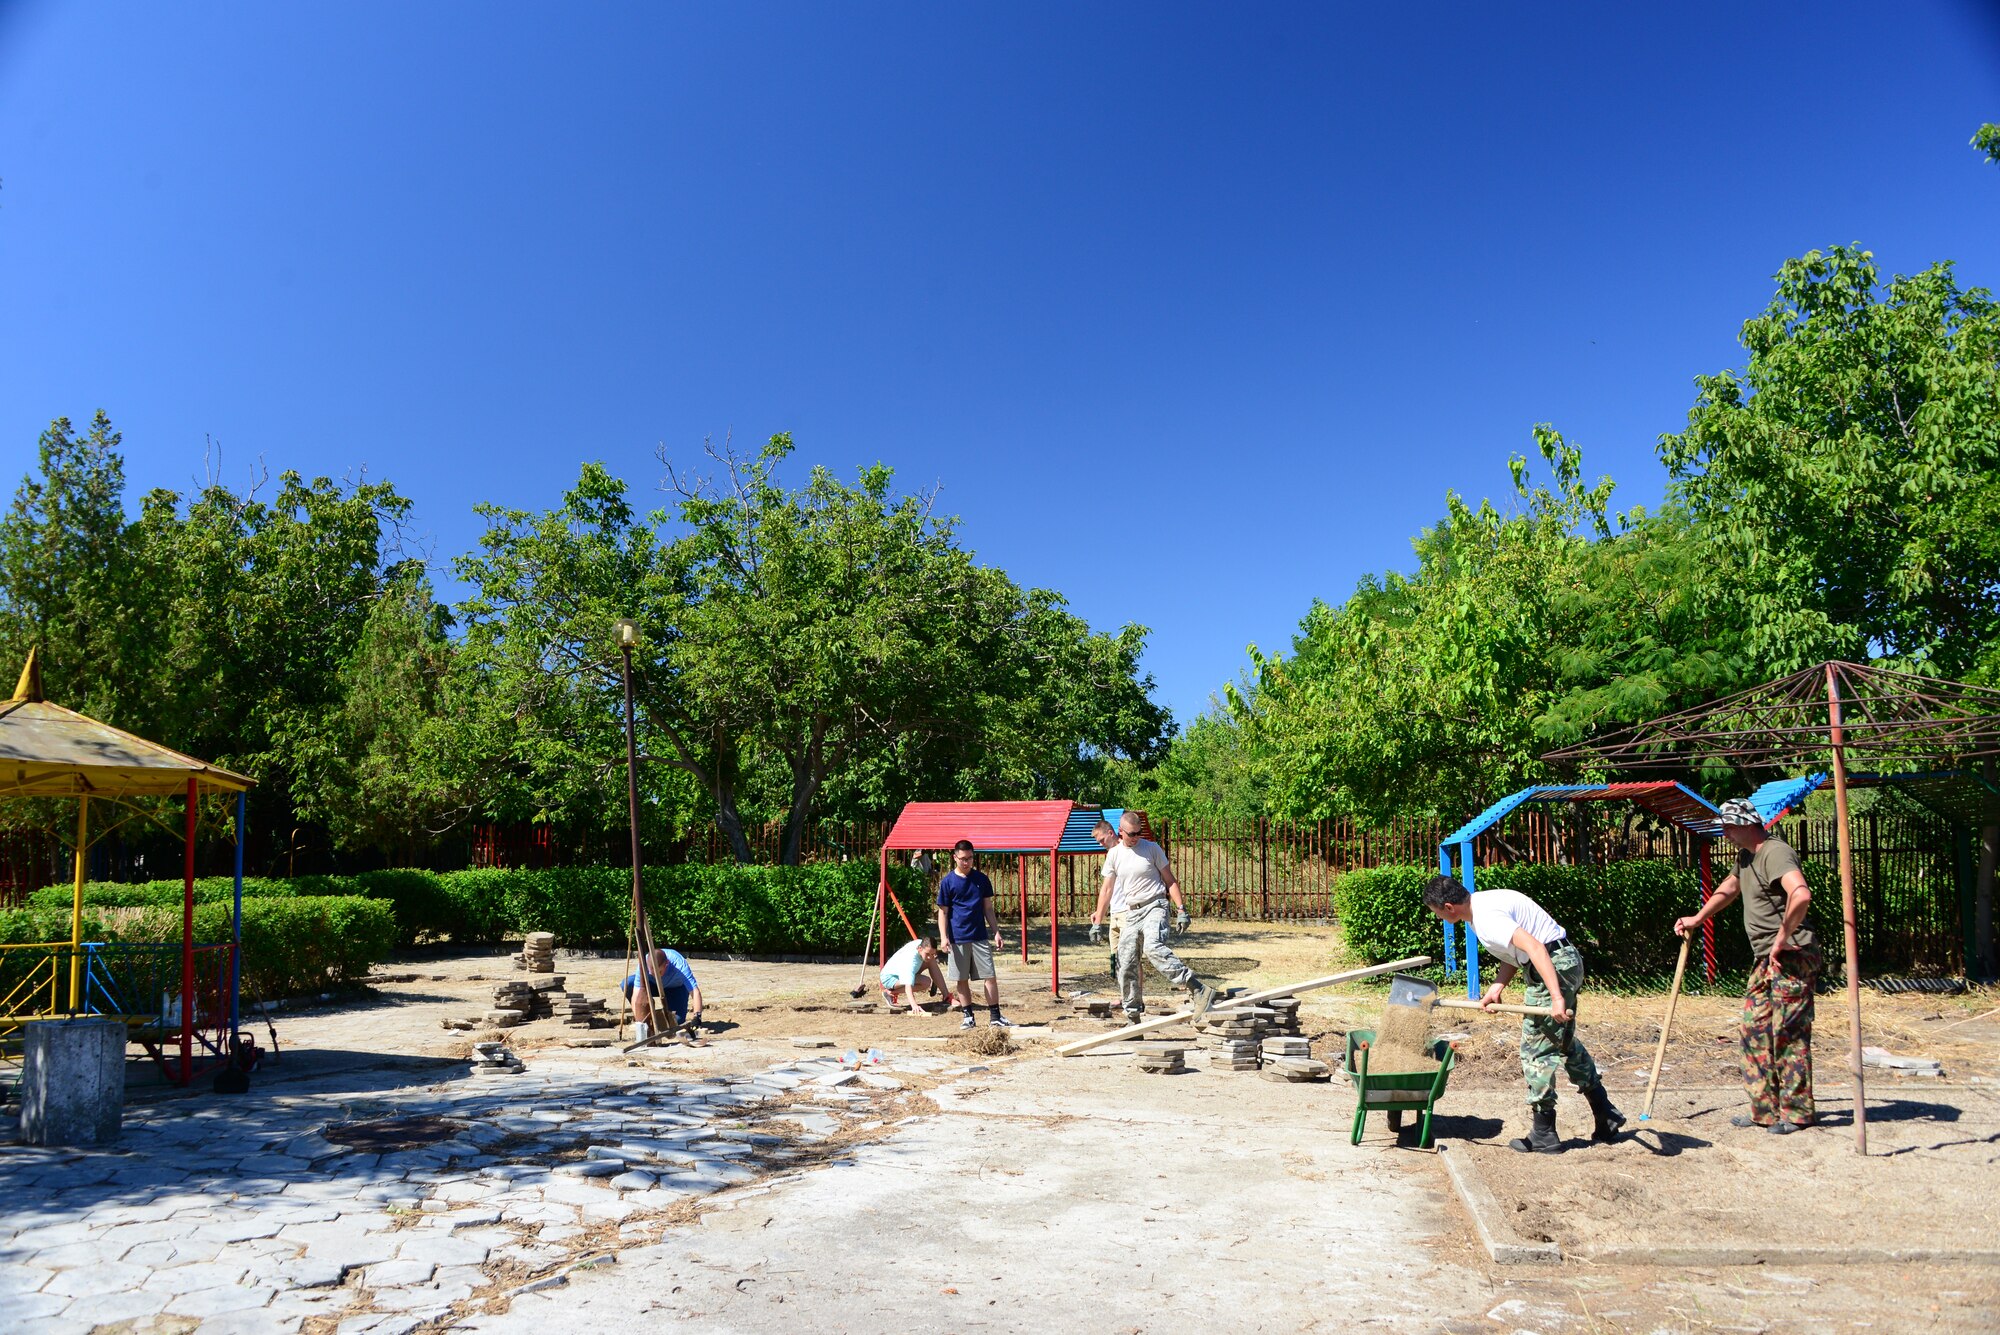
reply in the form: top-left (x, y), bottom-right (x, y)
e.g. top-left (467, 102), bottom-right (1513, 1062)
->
top-left (469, 1040), bottom-right (524, 1075)
top-left (1072, 996), bottom-right (1116, 1020)
top-left (512, 931), bottom-right (557, 972)
top-left (561, 991), bottom-right (612, 1028)
top-left (1260, 1054), bottom-right (1332, 1083)
top-left (1264, 996), bottom-right (1304, 1037)
top-left (1136, 1047), bottom-right (1187, 1075)
top-left (1195, 1005), bottom-right (1272, 1071)
top-left (492, 976), bottom-right (563, 1023)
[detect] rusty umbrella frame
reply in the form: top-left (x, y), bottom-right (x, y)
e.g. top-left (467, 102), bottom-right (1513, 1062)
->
top-left (1542, 660), bottom-right (2000, 1156)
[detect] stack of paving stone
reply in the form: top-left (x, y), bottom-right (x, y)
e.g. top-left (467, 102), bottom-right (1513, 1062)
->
top-left (1263, 997), bottom-right (1304, 1037)
top-left (1261, 1035), bottom-right (1313, 1062)
top-left (469, 1040), bottom-right (524, 1075)
top-left (561, 992), bottom-right (611, 1027)
top-left (1135, 1046), bottom-right (1186, 1074)
top-left (513, 931), bottom-right (557, 973)
top-left (1260, 1054), bottom-right (1332, 1084)
top-left (1072, 996), bottom-right (1114, 1019)
top-left (492, 978), bottom-right (559, 1022)
top-left (1197, 1005), bottom-right (1270, 1072)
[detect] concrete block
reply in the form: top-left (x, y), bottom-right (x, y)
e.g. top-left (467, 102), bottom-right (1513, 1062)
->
top-left (19, 1019), bottom-right (126, 1147)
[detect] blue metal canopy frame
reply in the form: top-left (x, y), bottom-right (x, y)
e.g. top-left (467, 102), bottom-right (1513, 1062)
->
top-left (1435, 782), bottom-right (1723, 998)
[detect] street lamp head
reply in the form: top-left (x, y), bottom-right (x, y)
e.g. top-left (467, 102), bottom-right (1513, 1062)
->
top-left (613, 618), bottom-right (638, 647)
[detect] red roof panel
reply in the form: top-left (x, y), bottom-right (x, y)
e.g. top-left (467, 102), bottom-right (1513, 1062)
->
top-left (882, 800), bottom-right (1074, 853)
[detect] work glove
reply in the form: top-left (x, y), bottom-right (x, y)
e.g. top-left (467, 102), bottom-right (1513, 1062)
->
top-left (684, 1012), bottom-right (703, 1037)
top-left (1087, 921), bottom-right (1102, 946)
top-left (1173, 909), bottom-right (1191, 938)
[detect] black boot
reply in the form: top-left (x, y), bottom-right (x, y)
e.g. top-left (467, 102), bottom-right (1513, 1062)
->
top-left (1584, 1082), bottom-right (1626, 1143)
top-left (1508, 1105), bottom-right (1563, 1153)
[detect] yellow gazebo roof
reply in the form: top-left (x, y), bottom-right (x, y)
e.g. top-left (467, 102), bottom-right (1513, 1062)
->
top-left (0, 650), bottom-right (255, 800)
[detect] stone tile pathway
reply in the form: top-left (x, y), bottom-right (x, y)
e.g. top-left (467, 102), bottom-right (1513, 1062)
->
top-left (0, 1053), bottom-right (935, 1334)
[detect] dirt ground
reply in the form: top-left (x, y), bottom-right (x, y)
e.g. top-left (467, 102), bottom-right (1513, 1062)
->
top-left (246, 925), bottom-right (2000, 1333)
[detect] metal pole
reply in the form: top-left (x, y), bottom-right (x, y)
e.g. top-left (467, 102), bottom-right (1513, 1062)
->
top-left (1438, 843), bottom-right (1456, 978)
top-left (232, 791), bottom-right (245, 1035)
top-left (622, 640), bottom-right (648, 968)
top-left (1048, 849), bottom-right (1059, 995)
top-left (181, 775), bottom-right (196, 1085)
top-left (68, 796), bottom-right (88, 1010)
top-left (1826, 665), bottom-right (1867, 1155)
top-left (1018, 855), bottom-right (1028, 963)
top-left (1460, 838), bottom-right (1479, 999)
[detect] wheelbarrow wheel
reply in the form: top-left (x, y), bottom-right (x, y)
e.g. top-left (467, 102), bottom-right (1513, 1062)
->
top-left (1386, 1110), bottom-right (1404, 1133)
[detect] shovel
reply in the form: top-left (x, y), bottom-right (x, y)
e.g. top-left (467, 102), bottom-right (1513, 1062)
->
top-left (1386, 974), bottom-right (1554, 1018)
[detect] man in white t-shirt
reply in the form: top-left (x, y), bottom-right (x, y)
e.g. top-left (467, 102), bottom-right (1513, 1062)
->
top-left (879, 934), bottom-right (950, 1015)
top-left (1090, 812), bottom-right (1217, 1022)
top-left (1422, 876), bottom-right (1623, 1153)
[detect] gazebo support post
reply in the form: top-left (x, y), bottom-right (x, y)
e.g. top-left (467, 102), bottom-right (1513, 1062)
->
top-left (876, 848), bottom-right (889, 969)
top-left (1048, 849), bottom-right (1058, 995)
top-left (1826, 665), bottom-right (1868, 1155)
top-left (231, 792), bottom-right (245, 1036)
top-left (1459, 838), bottom-right (1479, 999)
top-left (181, 775), bottom-right (197, 1086)
top-left (1437, 845), bottom-right (1456, 980)
top-left (1017, 855), bottom-right (1028, 963)
top-left (68, 796), bottom-right (88, 1010)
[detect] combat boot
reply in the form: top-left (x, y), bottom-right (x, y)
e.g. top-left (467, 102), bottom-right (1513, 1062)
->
top-left (1508, 1105), bottom-right (1563, 1154)
top-left (1584, 1082), bottom-right (1626, 1143)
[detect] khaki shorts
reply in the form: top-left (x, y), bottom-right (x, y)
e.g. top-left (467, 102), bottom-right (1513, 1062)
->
top-left (946, 940), bottom-right (996, 983)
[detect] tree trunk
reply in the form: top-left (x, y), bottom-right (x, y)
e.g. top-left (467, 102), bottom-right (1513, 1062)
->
top-left (777, 720), bottom-right (828, 868)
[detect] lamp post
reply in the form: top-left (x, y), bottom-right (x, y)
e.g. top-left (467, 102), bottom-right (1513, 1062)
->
top-left (613, 619), bottom-right (647, 979)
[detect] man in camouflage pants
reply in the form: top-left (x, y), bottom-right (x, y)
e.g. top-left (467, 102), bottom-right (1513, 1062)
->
top-left (1423, 877), bottom-right (1624, 1153)
top-left (1676, 798), bottom-right (1820, 1133)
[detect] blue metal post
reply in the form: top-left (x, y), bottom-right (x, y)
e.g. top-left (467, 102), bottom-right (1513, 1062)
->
top-left (1460, 839), bottom-right (1479, 999)
top-left (231, 792), bottom-right (245, 1035)
top-left (1437, 844), bottom-right (1456, 976)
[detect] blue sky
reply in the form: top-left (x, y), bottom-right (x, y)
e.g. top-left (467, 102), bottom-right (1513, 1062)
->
top-left (2, 3), bottom-right (1997, 725)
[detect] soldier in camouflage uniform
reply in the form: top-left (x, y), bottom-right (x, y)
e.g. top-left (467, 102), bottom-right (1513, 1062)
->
top-left (1424, 877), bottom-right (1625, 1153)
top-left (1676, 798), bottom-right (1820, 1133)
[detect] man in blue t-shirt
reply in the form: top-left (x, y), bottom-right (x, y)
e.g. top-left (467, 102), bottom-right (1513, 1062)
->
top-left (935, 839), bottom-right (1012, 1030)
top-left (622, 947), bottom-right (704, 1042)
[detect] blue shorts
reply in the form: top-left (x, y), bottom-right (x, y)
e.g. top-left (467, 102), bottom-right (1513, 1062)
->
top-left (621, 979), bottom-right (689, 1022)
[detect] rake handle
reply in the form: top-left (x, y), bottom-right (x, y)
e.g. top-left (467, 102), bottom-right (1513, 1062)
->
top-left (1432, 998), bottom-right (1554, 1017)
top-left (1641, 933), bottom-right (1692, 1120)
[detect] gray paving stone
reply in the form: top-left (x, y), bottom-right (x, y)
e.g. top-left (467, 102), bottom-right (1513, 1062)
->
top-left (143, 1260), bottom-right (253, 1294)
top-left (395, 1232), bottom-right (490, 1267)
top-left (0, 1262), bottom-right (54, 1294)
top-left (122, 1237), bottom-right (224, 1267)
top-left (43, 1260), bottom-right (151, 1296)
top-left (439, 1208), bottom-right (504, 1231)
top-left (553, 1159), bottom-right (624, 1178)
top-left (198, 1216), bottom-right (289, 1243)
top-left (60, 1287), bottom-right (169, 1325)
top-left (194, 1306), bottom-right (305, 1335)
top-left (610, 1170), bottom-right (659, 1191)
top-left (165, 1284), bottom-right (276, 1317)
top-left (0, 1289), bottom-right (66, 1320)
top-left (361, 1258), bottom-right (436, 1288)
top-left (276, 1256), bottom-right (352, 1287)
top-left (9, 1221), bottom-right (99, 1253)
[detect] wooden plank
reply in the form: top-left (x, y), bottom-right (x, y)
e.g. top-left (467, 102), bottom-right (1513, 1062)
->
top-left (1055, 955), bottom-right (1432, 1056)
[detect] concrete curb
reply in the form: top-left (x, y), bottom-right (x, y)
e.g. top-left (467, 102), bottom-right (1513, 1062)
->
top-left (1434, 1142), bottom-right (1561, 1265)
top-left (1575, 1245), bottom-right (2000, 1267)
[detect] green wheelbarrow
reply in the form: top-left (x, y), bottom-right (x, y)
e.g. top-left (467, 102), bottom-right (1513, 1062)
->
top-left (1343, 1029), bottom-right (1457, 1149)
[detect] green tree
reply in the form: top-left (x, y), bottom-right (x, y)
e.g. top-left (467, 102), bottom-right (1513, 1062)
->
top-left (1659, 246), bottom-right (2000, 680)
top-left (1227, 433), bottom-right (1751, 822)
top-left (1974, 122), bottom-right (2000, 166)
top-left (458, 436), bottom-right (1168, 863)
top-left (0, 414), bottom-right (138, 719)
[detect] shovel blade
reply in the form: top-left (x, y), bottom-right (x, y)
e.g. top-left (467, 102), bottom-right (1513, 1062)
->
top-left (1386, 974), bottom-right (1440, 1011)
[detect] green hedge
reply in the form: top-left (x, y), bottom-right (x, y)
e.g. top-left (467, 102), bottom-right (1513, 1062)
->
top-left (24, 876), bottom-right (347, 910)
top-left (0, 896), bottom-right (395, 1001)
top-left (1334, 861), bottom-right (1838, 983)
top-left (29, 860), bottom-right (924, 953)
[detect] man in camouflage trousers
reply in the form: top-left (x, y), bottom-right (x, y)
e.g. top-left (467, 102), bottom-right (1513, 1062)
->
top-left (1423, 877), bottom-right (1624, 1153)
top-left (1676, 798), bottom-right (1820, 1133)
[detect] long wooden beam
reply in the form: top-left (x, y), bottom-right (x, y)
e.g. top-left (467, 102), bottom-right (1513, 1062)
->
top-left (1055, 955), bottom-right (1432, 1057)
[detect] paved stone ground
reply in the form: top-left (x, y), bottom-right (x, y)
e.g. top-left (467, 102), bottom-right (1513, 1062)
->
top-left (0, 1050), bottom-right (937, 1335)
